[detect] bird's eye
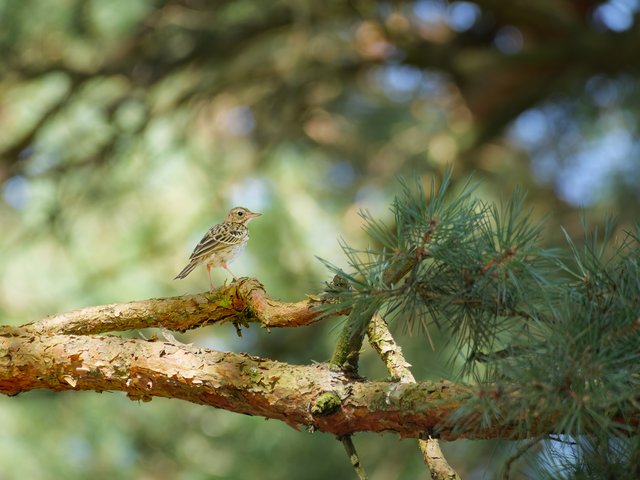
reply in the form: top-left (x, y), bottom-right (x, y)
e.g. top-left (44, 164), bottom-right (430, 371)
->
top-left (238, 211), bottom-right (244, 216)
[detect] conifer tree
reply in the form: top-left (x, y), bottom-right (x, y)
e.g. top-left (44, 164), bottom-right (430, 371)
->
top-left (323, 171), bottom-right (640, 477)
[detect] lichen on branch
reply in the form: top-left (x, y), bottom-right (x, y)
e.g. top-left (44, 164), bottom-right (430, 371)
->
top-left (20, 278), bottom-right (323, 336)
top-left (0, 330), bottom-right (476, 439)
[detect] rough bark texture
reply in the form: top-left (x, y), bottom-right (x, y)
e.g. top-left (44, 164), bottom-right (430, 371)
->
top-left (0, 331), bottom-right (475, 439)
top-left (20, 278), bottom-right (321, 336)
top-left (3, 278), bottom-right (635, 446)
top-left (368, 314), bottom-right (462, 479)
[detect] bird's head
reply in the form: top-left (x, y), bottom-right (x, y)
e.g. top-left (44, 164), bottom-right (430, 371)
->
top-left (226, 206), bottom-right (262, 224)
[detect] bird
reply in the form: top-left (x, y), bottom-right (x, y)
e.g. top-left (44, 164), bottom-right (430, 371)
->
top-left (175, 206), bottom-right (261, 290)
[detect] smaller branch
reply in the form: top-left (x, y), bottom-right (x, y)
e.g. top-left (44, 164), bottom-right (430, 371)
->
top-left (366, 313), bottom-right (414, 382)
top-left (367, 314), bottom-right (461, 480)
top-left (424, 438), bottom-right (461, 480)
top-left (481, 246), bottom-right (517, 275)
top-left (502, 438), bottom-right (541, 480)
top-left (382, 256), bottom-right (416, 286)
top-left (548, 435), bottom-right (576, 446)
top-left (339, 435), bottom-right (369, 480)
top-left (329, 301), bottom-right (377, 375)
top-left (331, 256), bottom-right (416, 376)
top-left (469, 345), bottom-right (530, 363)
top-left (19, 278), bottom-right (322, 335)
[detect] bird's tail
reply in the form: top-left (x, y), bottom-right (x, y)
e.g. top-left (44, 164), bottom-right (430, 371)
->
top-left (175, 262), bottom-right (198, 279)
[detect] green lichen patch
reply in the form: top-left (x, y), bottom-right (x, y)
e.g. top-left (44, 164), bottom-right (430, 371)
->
top-left (310, 391), bottom-right (341, 416)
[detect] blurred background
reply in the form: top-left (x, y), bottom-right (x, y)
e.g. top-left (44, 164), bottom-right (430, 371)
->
top-left (1, 0), bottom-right (639, 478)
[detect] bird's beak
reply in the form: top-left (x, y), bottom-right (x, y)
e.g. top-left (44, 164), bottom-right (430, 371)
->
top-left (247, 211), bottom-right (262, 219)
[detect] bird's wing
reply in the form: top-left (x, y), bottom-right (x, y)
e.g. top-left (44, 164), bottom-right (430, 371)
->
top-left (188, 222), bottom-right (246, 262)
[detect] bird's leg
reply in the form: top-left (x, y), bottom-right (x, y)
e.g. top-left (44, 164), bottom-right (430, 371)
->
top-left (222, 262), bottom-right (238, 281)
top-left (207, 264), bottom-right (214, 291)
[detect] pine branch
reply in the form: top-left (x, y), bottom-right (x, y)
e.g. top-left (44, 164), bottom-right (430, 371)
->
top-left (321, 177), bottom-right (640, 476)
top-left (321, 174), bottom-right (554, 377)
top-left (3, 329), bottom-right (637, 440)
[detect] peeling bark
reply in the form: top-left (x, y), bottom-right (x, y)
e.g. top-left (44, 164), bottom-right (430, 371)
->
top-left (368, 313), bottom-right (462, 479)
top-left (3, 278), bottom-right (636, 445)
top-left (0, 331), bottom-right (475, 439)
top-left (20, 278), bottom-right (321, 336)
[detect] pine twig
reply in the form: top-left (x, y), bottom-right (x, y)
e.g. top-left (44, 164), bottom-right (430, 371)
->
top-left (367, 313), bottom-right (461, 480)
top-left (339, 435), bottom-right (369, 480)
top-left (502, 439), bottom-right (541, 480)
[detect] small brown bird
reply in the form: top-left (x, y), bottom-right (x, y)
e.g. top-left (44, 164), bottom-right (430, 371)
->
top-left (175, 207), bottom-right (261, 290)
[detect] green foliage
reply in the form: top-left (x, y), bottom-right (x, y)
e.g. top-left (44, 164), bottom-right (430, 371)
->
top-left (323, 176), bottom-right (640, 476)
top-left (532, 436), bottom-right (640, 480)
top-left (321, 172), bottom-right (552, 359)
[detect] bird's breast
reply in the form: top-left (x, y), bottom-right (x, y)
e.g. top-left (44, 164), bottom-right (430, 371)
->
top-left (204, 233), bottom-right (249, 267)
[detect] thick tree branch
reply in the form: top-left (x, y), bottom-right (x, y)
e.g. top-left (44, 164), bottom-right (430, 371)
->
top-left (5, 281), bottom-right (637, 445)
top-left (20, 278), bottom-right (321, 336)
top-left (0, 330), bottom-right (477, 439)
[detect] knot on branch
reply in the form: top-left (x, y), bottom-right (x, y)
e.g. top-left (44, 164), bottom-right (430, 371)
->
top-left (310, 391), bottom-right (342, 416)
top-left (198, 277), bottom-right (267, 334)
